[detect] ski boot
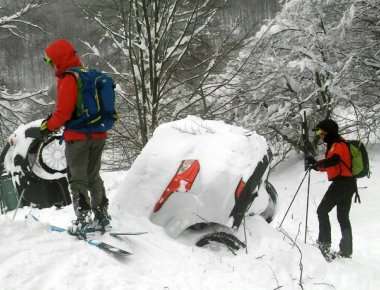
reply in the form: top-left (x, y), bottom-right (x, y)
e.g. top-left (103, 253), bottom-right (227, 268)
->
top-left (92, 206), bottom-right (112, 233)
top-left (68, 210), bottom-right (92, 238)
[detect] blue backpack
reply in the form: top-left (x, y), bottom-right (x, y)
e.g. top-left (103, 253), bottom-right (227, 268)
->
top-left (65, 67), bottom-right (117, 133)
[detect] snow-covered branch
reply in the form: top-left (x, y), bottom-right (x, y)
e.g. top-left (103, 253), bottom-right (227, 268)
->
top-left (0, 0), bottom-right (46, 36)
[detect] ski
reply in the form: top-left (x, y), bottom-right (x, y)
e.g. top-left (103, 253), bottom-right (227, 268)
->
top-left (110, 231), bottom-right (148, 237)
top-left (86, 239), bottom-right (132, 255)
top-left (51, 223), bottom-right (147, 237)
top-left (47, 224), bottom-right (133, 256)
top-left (28, 214), bottom-right (133, 255)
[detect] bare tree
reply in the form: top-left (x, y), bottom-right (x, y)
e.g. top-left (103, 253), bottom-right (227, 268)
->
top-left (0, 0), bottom-right (48, 148)
top-left (75, 0), bottom-right (254, 161)
top-left (0, 0), bottom-right (45, 38)
top-left (336, 0), bottom-right (380, 142)
top-left (233, 0), bottom-right (380, 162)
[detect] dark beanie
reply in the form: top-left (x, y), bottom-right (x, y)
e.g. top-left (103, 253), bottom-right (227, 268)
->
top-left (315, 119), bottom-right (339, 135)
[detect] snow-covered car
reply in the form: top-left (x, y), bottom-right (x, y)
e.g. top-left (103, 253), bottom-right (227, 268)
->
top-left (114, 116), bottom-right (278, 247)
top-left (0, 120), bottom-right (71, 209)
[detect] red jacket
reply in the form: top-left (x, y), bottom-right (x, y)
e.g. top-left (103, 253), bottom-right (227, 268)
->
top-left (318, 142), bottom-right (352, 181)
top-left (45, 39), bottom-right (107, 141)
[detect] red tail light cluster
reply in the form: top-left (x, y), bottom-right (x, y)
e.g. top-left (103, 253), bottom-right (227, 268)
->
top-left (234, 178), bottom-right (246, 199)
top-left (153, 160), bottom-right (200, 213)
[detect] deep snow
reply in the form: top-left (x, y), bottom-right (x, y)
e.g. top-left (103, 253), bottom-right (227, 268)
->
top-left (0, 145), bottom-right (379, 290)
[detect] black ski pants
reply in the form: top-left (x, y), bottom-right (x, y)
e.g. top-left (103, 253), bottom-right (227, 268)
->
top-left (317, 177), bottom-right (356, 256)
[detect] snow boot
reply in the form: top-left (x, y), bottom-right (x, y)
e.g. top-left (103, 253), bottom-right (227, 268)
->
top-left (317, 242), bottom-right (334, 262)
top-left (330, 250), bottom-right (352, 260)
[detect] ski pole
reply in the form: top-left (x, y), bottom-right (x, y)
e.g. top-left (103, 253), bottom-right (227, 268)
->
top-left (243, 215), bottom-right (248, 254)
top-left (304, 169), bottom-right (311, 243)
top-left (0, 188), bottom-right (4, 214)
top-left (12, 188), bottom-right (25, 220)
top-left (279, 168), bottom-right (310, 228)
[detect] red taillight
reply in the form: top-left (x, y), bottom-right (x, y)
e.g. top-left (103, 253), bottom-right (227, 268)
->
top-left (234, 178), bottom-right (246, 199)
top-left (153, 160), bottom-right (200, 212)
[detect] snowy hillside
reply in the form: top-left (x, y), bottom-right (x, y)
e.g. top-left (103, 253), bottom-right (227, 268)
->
top-left (0, 145), bottom-right (379, 290)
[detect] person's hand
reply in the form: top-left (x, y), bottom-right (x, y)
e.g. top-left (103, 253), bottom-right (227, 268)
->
top-left (305, 156), bottom-right (318, 170)
top-left (40, 118), bottom-right (51, 140)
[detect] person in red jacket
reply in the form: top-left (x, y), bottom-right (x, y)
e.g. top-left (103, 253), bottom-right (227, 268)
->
top-left (41, 39), bottom-right (110, 233)
top-left (307, 119), bottom-right (356, 259)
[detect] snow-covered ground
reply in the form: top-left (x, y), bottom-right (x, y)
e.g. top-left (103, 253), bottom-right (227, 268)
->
top-left (0, 144), bottom-right (379, 290)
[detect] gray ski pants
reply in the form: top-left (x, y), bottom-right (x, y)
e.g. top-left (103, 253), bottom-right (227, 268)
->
top-left (65, 139), bottom-right (107, 216)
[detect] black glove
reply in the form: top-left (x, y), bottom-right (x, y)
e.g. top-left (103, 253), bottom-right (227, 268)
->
top-left (305, 156), bottom-right (318, 170)
top-left (40, 118), bottom-right (51, 139)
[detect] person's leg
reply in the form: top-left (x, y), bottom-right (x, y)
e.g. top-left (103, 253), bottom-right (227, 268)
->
top-left (65, 140), bottom-right (91, 218)
top-left (336, 180), bottom-right (355, 257)
top-left (87, 139), bottom-right (110, 227)
top-left (317, 182), bottom-right (338, 250)
top-left (337, 201), bottom-right (353, 256)
top-left (87, 139), bottom-right (106, 208)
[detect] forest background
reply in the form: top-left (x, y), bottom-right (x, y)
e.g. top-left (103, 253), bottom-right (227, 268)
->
top-left (0, 0), bottom-right (379, 169)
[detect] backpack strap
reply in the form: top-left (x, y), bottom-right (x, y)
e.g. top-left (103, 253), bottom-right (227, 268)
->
top-left (353, 179), bottom-right (361, 203)
top-left (64, 67), bottom-right (83, 77)
top-left (339, 141), bottom-right (351, 171)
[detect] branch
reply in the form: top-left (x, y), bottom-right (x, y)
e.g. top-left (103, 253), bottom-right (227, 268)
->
top-left (0, 0), bottom-right (46, 36)
top-left (278, 226), bottom-right (304, 290)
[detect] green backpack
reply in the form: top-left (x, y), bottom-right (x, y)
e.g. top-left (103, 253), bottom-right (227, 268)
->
top-left (345, 140), bottom-right (370, 178)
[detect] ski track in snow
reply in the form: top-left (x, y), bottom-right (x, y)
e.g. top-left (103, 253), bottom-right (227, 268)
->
top-left (1, 147), bottom-right (380, 290)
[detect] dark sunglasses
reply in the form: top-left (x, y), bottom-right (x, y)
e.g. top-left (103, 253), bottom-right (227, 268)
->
top-left (316, 129), bottom-right (327, 137)
top-left (43, 56), bottom-right (53, 65)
